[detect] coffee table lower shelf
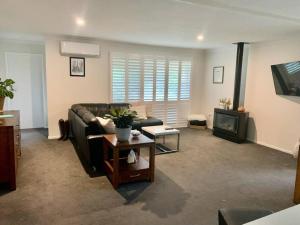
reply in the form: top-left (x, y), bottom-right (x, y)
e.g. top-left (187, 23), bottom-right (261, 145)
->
top-left (142, 126), bottom-right (180, 155)
top-left (156, 143), bottom-right (179, 154)
top-left (104, 157), bottom-right (151, 185)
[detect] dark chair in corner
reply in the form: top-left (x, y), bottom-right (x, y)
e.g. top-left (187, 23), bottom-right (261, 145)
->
top-left (218, 208), bottom-right (273, 225)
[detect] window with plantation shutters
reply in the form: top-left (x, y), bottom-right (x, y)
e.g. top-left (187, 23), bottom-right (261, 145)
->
top-left (111, 52), bottom-right (192, 127)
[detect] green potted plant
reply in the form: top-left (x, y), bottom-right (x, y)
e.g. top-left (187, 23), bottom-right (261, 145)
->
top-left (219, 98), bottom-right (231, 110)
top-left (0, 78), bottom-right (15, 112)
top-left (105, 108), bottom-right (137, 141)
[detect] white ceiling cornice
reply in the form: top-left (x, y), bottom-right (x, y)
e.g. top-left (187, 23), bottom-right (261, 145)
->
top-left (173, 0), bottom-right (300, 23)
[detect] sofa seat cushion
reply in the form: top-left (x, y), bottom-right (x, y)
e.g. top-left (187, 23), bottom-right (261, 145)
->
top-left (133, 117), bottom-right (163, 130)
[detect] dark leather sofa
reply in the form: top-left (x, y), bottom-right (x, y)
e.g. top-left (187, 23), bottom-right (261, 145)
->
top-left (68, 103), bottom-right (163, 171)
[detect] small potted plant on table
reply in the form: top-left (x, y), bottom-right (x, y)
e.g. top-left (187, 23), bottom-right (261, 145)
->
top-left (0, 78), bottom-right (15, 112)
top-left (105, 108), bottom-right (137, 141)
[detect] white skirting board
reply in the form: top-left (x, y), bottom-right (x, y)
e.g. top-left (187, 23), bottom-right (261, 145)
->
top-left (247, 138), bottom-right (294, 156)
top-left (48, 135), bottom-right (60, 140)
top-left (207, 127), bottom-right (294, 156)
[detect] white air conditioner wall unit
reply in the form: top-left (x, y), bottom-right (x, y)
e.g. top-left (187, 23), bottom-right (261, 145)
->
top-left (60, 41), bottom-right (100, 57)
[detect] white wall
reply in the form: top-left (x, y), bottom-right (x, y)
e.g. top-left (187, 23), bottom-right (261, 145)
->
top-left (200, 46), bottom-right (236, 128)
top-left (45, 37), bottom-right (204, 138)
top-left (245, 37), bottom-right (300, 155)
top-left (200, 37), bottom-right (300, 155)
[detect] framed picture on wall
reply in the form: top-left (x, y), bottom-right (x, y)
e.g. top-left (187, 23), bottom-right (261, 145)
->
top-left (70, 57), bottom-right (85, 77)
top-left (213, 66), bottom-right (224, 84)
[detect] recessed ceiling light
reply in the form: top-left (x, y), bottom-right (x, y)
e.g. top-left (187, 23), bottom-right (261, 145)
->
top-left (76, 17), bottom-right (85, 26)
top-left (197, 34), bottom-right (204, 41)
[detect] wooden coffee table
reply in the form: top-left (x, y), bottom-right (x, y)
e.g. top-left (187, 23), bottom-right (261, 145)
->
top-left (102, 134), bottom-right (155, 189)
top-left (142, 125), bottom-right (180, 154)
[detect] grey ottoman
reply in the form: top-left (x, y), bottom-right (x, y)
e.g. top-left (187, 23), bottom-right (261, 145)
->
top-left (218, 208), bottom-right (273, 225)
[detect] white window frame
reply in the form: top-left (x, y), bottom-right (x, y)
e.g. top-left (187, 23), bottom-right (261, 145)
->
top-left (110, 52), bottom-right (193, 127)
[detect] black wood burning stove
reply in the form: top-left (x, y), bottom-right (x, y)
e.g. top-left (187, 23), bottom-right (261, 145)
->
top-left (213, 42), bottom-right (249, 143)
top-left (213, 109), bottom-right (249, 143)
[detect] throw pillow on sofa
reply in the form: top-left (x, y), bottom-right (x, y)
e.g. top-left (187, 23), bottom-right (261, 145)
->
top-left (96, 117), bottom-right (115, 134)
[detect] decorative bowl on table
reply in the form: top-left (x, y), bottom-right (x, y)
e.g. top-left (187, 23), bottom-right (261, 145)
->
top-left (131, 129), bottom-right (141, 138)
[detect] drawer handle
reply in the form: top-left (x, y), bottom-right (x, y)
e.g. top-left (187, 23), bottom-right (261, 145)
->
top-left (130, 173), bottom-right (141, 178)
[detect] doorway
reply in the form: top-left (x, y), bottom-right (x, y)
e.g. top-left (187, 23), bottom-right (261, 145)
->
top-left (5, 52), bottom-right (47, 129)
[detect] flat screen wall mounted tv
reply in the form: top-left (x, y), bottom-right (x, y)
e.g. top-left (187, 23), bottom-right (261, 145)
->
top-left (271, 61), bottom-right (300, 96)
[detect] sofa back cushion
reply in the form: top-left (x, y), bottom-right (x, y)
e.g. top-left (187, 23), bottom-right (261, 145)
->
top-left (76, 107), bottom-right (97, 125)
top-left (109, 103), bottom-right (130, 111)
top-left (71, 104), bottom-right (104, 130)
top-left (70, 107), bottom-right (106, 135)
top-left (79, 103), bottom-right (109, 117)
top-left (71, 104), bottom-right (85, 114)
top-left (71, 103), bottom-right (130, 134)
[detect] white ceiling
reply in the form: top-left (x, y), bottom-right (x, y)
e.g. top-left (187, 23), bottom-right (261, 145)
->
top-left (0, 0), bottom-right (300, 48)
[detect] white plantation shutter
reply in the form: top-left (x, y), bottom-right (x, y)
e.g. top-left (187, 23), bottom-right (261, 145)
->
top-left (128, 56), bottom-right (141, 102)
top-left (177, 101), bottom-right (190, 127)
top-left (111, 52), bottom-right (192, 127)
top-left (150, 102), bottom-right (166, 121)
top-left (168, 60), bottom-right (179, 101)
top-left (111, 56), bottom-right (126, 102)
top-left (180, 61), bottom-right (191, 100)
top-left (166, 102), bottom-right (177, 125)
top-left (144, 58), bottom-right (154, 101)
top-left (155, 59), bottom-right (166, 101)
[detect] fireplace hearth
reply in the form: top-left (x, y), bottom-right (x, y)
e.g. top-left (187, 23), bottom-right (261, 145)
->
top-left (213, 108), bottom-right (249, 143)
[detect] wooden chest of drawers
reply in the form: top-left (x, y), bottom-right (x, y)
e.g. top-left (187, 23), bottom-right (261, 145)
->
top-left (0, 110), bottom-right (20, 190)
